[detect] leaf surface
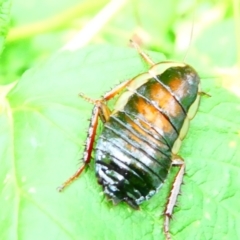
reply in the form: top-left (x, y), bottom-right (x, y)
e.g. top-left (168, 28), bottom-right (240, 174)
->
top-left (1, 45), bottom-right (240, 240)
top-left (0, 0), bottom-right (11, 55)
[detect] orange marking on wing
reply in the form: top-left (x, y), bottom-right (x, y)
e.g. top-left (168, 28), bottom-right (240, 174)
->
top-left (165, 76), bottom-right (187, 101)
top-left (135, 97), bottom-right (174, 135)
top-left (149, 82), bottom-right (183, 118)
top-left (167, 77), bottom-right (183, 92)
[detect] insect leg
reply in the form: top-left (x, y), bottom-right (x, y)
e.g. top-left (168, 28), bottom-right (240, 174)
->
top-left (164, 157), bottom-right (185, 240)
top-left (130, 39), bottom-right (155, 66)
top-left (198, 91), bottom-right (211, 97)
top-left (58, 105), bottom-right (100, 191)
top-left (103, 77), bottom-right (140, 101)
top-left (58, 73), bottom-right (142, 191)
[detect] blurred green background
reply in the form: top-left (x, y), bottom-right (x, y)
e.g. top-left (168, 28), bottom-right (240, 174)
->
top-left (1, 1), bottom-right (240, 240)
top-left (1, 0), bottom-right (239, 88)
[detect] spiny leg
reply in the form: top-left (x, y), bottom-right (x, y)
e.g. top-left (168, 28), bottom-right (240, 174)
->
top-left (130, 39), bottom-right (155, 67)
top-left (58, 74), bottom-right (140, 191)
top-left (130, 40), bottom-right (186, 84)
top-left (103, 77), bottom-right (141, 101)
top-left (198, 91), bottom-right (211, 97)
top-left (102, 40), bottom-right (157, 101)
top-left (58, 105), bottom-right (100, 191)
top-left (130, 40), bottom-right (172, 85)
top-left (164, 157), bottom-right (185, 240)
top-left (105, 40), bottom-right (157, 100)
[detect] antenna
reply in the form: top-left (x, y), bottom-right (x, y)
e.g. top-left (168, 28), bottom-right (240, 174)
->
top-left (182, 16), bottom-right (195, 63)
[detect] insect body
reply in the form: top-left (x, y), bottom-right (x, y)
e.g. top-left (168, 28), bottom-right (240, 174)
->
top-left (95, 64), bottom-right (200, 209)
top-left (59, 43), bottom-right (201, 240)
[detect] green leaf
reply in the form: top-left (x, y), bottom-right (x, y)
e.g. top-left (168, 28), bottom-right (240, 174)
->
top-left (1, 45), bottom-right (240, 240)
top-left (0, 0), bottom-right (11, 55)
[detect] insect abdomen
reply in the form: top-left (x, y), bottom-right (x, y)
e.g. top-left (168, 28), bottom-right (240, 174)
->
top-left (95, 65), bottom-right (200, 208)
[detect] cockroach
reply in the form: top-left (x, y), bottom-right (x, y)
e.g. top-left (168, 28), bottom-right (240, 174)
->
top-left (58, 41), bottom-right (201, 240)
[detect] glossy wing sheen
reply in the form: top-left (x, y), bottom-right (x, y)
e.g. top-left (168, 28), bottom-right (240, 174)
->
top-left (95, 65), bottom-right (200, 208)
